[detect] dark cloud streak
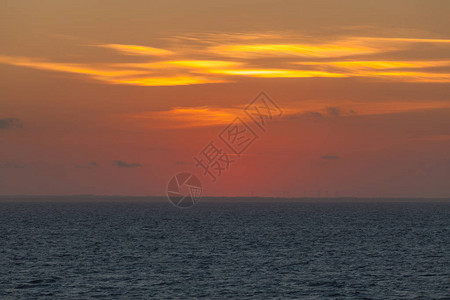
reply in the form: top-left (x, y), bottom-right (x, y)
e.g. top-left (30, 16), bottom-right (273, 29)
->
top-left (325, 107), bottom-right (342, 117)
top-left (0, 118), bottom-right (23, 130)
top-left (112, 160), bottom-right (142, 168)
top-left (321, 155), bottom-right (340, 160)
top-left (75, 161), bottom-right (98, 168)
top-left (0, 162), bottom-right (27, 168)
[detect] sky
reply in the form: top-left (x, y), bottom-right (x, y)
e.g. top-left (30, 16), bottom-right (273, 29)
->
top-left (1, 0), bottom-right (449, 197)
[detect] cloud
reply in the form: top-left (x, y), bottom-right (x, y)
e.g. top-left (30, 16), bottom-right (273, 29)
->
top-left (99, 44), bottom-right (174, 56)
top-left (0, 118), bottom-right (23, 130)
top-left (1, 34), bottom-right (450, 86)
top-left (321, 155), bottom-right (340, 160)
top-left (126, 100), bottom-right (450, 129)
top-left (0, 55), bottom-right (226, 87)
top-left (355, 37), bottom-right (450, 44)
top-left (295, 59), bottom-right (450, 83)
top-left (210, 69), bottom-right (346, 78)
top-left (75, 161), bottom-right (98, 168)
top-left (128, 106), bottom-right (240, 128)
top-left (325, 107), bottom-right (342, 117)
top-left (414, 135), bottom-right (450, 142)
top-left (209, 42), bottom-right (380, 58)
top-left (283, 100), bottom-right (450, 122)
top-left (112, 160), bottom-right (142, 168)
top-left (283, 111), bottom-right (323, 120)
top-left (109, 75), bottom-right (226, 86)
top-left (324, 106), bottom-right (356, 117)
top-left (284, 106), bottom-right (359, 121)
top-left (305, 111), bottom-right (323, 118)
top-left (0, 162), bottom-right (27, 168)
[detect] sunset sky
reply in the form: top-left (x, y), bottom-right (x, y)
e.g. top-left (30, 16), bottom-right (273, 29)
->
top-left (1, 0), bottom-right (449, 197)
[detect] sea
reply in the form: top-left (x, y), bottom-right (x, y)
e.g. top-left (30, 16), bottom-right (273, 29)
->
top-left (0, 197), bottom-right (449, 299)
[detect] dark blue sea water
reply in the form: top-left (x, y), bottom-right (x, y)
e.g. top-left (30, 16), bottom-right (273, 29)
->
top-left (0, 199), bottom-right (449, 299)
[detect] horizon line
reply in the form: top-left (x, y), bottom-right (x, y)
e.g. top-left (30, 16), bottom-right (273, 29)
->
top-left (0, 195), bottom-right (449, 201)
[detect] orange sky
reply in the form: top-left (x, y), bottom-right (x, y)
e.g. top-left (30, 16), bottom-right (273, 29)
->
top-left (1, 0), bottom-right (449, 197)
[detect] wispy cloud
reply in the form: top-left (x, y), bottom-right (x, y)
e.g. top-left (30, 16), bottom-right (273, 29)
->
top-left (112, 160), bottom-right (142, 168)
top-left (75, 161), bottom-right (98, 169)
top-left (0, 56), bottom-right (225, 86)
top-left (0, 118), bottom-right (23, 130)
top-left (325, 107), bottom-right (342, 117)
top-left (321, 155), bottom-right (340, 160)
top-left (295, 60), bottom-right (450, 82)
top-left (1, 33), bottom-right (450, 86)
top-left (124, 100), bottom-right (450, 128)
top-left (209, 69), bottom-right (346, 78)
top-left (0, 162), bottom-right (27, 168)
top-left (109, 75), bottom-right (226, 86)
top-left (414, 135), bottom-right (450, 142)
top-left (99, 44), bottom-right (175, 56)
top-left (0, 55), bottom-right (147, 79)
top-left (355, 37), bottom-right (450, 44)
top-left (129, 107), bottom-right (240, 128)
top-left (208, 42), bottom-right (379, 58)
top-left (286, 100), bottom-right (450, 119)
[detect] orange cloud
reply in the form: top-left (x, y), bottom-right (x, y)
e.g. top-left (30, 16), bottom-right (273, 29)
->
top-left (415, 135), bottom-right (450, 142)
top-left (361, 71), bottom-right (450, 83)
top-left (165, 60), bottom-right (242, 69)
top-left (123, 101), bottom-right (450, 128)
top-left (129, 107), bottom-right (240, 128)
top-left (1, 34), bottom-right (450, 86)
top-left (109, 76), bottom-right (226, 86)
top-left (99, 44), bottom-right (174, 56)
top-left (295, 60), bottom-right (450, 82)
top-left (210, 69), bottom-right (345, 78)
top-left (0, 56), bottom-right (228, 86)
top-left (0, 55), bottom-right (147, 78)
top-left (284, 100), bottom-right (450, 118)
top-left (209, 43), bottom-right (379, 58)
top-left (355, 37), bottom-right (450, 44)
top-left (300, 60), bottom-right (450, 70)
